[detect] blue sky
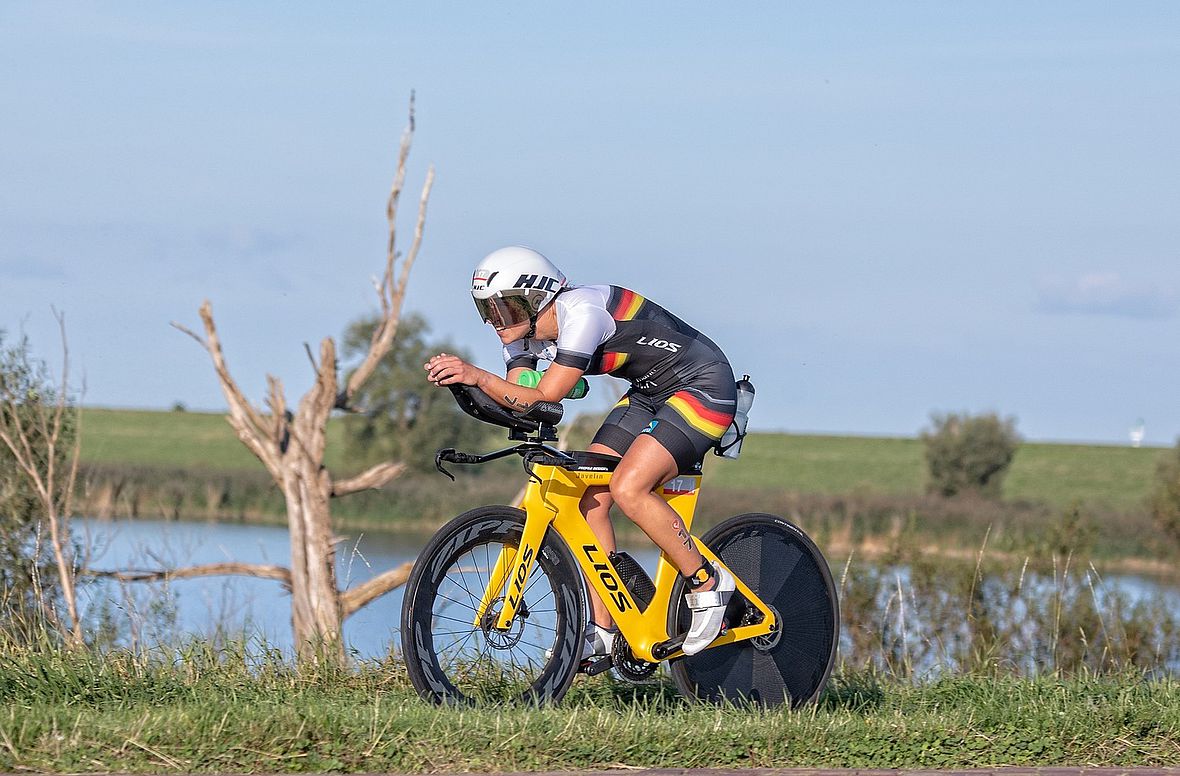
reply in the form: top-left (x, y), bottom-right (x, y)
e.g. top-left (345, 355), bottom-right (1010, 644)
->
top-left (3, 2), bottom-right (1178, 445)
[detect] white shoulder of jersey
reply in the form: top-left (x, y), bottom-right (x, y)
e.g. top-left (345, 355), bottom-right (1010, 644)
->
top-left (501, 285), bottom-right (615, 367)
top-left (554, 285), bottom-right (616, 358)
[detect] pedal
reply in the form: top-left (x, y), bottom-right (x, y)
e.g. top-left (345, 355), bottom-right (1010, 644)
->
top-left (580, 656), bottom-right (613, 676)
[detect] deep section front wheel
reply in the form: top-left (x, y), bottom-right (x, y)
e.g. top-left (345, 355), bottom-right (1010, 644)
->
top-left (668, 513), bottom-right (839, 707)
top-left (400, 506), bottom-right (585, 705)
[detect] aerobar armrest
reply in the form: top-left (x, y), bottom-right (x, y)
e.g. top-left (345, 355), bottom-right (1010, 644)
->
top-left (512, 400), bottom-right (564, 426)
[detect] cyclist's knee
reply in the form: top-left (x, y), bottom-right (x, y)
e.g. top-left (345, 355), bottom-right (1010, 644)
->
top-left (609, 469), bottom-right (657, 512)
top-left (580, 484), bottom-right (612, 515)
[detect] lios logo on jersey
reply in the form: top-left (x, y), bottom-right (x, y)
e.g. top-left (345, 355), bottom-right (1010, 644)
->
top-left (636, 336), bottom-right (682, 354)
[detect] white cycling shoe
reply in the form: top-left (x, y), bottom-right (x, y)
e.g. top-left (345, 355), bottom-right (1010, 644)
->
top-left (550, 623), bottom-right (616, 664)
top-left (681, 561), bottom-right (735, 656)
top-left (581, 623), bottom-right (616, 661)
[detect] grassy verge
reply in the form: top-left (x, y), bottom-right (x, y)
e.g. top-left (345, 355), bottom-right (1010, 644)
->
top-left (1, 643), bottom-right (1177, 772)
top-left (82, 407), bottom-right (1171, 511)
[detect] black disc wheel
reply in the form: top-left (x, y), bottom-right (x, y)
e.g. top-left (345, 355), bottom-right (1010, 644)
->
top-left (668, 513), bottom-right (839, 707)
top-left (400, 506), bottom-right (585, 705)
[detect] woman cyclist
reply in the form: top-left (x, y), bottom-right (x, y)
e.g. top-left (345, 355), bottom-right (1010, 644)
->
top-left (424, 246), bottom-right (739, 658)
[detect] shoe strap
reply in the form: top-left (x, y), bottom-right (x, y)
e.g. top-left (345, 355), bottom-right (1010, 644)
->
top-left (685, 589), bottom-right (727, 610)
top-left (683, 559), bottom-right (716, 589)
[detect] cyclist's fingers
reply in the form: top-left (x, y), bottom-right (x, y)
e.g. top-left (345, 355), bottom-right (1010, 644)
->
top-left (426, 356), bottom-right (463, 383)
top-left (423, 352), bottom-right (455, 371)
top-left (439, 363), bottom-right (481, 386)
top-left (431, 363), bottom-right (460, 384)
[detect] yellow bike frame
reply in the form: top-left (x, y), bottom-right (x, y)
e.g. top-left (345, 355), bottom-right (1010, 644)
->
top-left (473, 460), bottom-right (777, 663)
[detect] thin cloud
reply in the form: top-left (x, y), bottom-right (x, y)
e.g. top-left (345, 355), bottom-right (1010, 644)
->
top-left (197, 227), bottom-right (297, 261)
top-left (0, 257), bottom-right (70, 281)
top-left (1036, 272), bottom-right (1177, 320)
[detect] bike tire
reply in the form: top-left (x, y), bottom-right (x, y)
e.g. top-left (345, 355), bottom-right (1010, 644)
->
top-left (667, 513), bottom-right (839, 707)
top-left (400, 505), bottom-right (585, 705)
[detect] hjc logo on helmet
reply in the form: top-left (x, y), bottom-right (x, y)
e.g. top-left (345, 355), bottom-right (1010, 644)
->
top-left (471, 269), bottom-right (499, 291)
top-left (514, 274), bottom-right (562, 293)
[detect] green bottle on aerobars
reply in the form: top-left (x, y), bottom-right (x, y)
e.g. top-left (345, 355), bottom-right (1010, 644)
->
top-left (515, 369), bottom-right (590, 400)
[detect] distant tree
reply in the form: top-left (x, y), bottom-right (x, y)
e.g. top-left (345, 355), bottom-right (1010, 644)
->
top-left (1149, 440), bottom-right (1180, 549)
top-left (340, 313), bottom-right (495, 473)
top-left (0, 323), bottom-right (84, 648)
top-left (921, 412), bottom-right (1020, 499)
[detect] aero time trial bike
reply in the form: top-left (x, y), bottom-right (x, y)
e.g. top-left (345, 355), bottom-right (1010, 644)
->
top-left (400, 385), bottom-right (839, 707)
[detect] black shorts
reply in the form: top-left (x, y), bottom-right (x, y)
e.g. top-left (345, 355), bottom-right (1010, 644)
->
top-left (591, 362), bottom-right (737, 474)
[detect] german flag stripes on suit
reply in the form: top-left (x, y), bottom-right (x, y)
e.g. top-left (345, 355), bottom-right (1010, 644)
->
top-left (665, 390), bottom-right (733, 440)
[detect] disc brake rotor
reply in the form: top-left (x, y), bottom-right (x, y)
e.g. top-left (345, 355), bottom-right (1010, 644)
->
top-left (478, 597), bottom-right (529, 650)
top-left (751, 604), bottom-right (782, 652)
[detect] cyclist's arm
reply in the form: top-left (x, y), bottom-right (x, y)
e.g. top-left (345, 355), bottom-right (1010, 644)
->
top-left (426, 353), bottom-right (583, 409)
top-left (483, 363), bottom-right (584, 410)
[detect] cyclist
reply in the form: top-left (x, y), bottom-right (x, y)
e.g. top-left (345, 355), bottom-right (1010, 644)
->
top-left (424, 246), bottom-right (738, 657)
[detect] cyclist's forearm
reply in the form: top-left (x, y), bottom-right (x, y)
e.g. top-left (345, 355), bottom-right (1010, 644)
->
top-left (478, 371), bottom-right (546, 410)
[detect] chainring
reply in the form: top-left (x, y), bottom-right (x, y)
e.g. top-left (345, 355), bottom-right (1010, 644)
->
top-left (611, 635), bottom-right (659, 682)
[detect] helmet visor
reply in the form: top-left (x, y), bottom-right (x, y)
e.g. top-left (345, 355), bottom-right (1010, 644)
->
top-left (474, 292), bottom-right (534, 330)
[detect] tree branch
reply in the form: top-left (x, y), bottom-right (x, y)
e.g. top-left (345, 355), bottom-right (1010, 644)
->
top-left (331, 461), bottom-right (406, 497)
top-left (177, 301), bottom-right (280, 473)
top-left (340, 561), bottom-right (414, 617)
top-left (381, 91), bottom-right (414, 314)
top-left (393, 164), bottom-right (435, 310)
top-left (88, 562), bottom-right (294, 588)
top-left (343, 95), bottom-right (435, 405)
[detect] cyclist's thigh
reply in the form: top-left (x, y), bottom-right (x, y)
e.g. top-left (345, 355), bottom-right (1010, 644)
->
top-left (613, 433), bottom-right (680, 496)
top-left (590, 392), bottom-right (658, 457)
top-left (646, 380), bottom-right (737, 474)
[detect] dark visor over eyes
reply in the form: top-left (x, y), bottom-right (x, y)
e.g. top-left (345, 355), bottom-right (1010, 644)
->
top-left (473, 293), bottom-right (533, 329)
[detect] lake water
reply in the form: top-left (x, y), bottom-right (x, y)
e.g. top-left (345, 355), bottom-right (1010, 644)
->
top-left (78, 516), bottom-right (666, 658)
top-left (78, 517), bottom-right (1180, 663)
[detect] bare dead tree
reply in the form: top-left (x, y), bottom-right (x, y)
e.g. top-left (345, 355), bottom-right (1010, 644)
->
top-left (104, 101), bottom-right (433, 662)
top-left (0, 312), bottom-right (85, 649)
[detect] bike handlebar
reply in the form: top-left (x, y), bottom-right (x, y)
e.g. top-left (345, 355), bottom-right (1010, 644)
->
top-left (435, 385), bottom-right (568, 480)
top-left (446, 384), bottom-right (564, 433)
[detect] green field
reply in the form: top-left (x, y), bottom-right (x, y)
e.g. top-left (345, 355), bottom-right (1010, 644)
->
top-left (710, 431), bottom-right (1167, 512)
top-left (81, 407), bottom-right (1169, 512)
top-left (81, 408), bottom-right (350, 472)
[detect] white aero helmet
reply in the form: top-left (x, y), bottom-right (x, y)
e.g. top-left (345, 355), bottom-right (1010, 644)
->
top-left (470, 246), bottom-right (567, 330)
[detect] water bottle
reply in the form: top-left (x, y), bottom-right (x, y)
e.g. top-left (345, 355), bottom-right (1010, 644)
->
top-left (717, 374), bottom-right (755, 459)
top-left (515, 369), bottom-right (590, 400)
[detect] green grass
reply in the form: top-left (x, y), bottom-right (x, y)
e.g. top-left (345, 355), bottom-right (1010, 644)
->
top-left (1, 642), bottom-right (1177, 772)
top-left (80, 408), bottom-right (351, 472)
top-left (708, 431), bottom-right (1167, 512)
top-left (76, 407), bottom-right (1176, 562)
top-left (1004, 441), bottom-right (1165, 511)
top-left (708, 433), bottom-right (926, 496)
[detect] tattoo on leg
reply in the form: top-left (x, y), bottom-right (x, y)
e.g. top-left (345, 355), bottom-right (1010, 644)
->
top-left (672, 519), bottom-right (695, 551)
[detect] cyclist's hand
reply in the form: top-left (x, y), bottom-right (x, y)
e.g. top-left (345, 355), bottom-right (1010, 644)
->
top-left (424, 353), bottom-right (484, 387)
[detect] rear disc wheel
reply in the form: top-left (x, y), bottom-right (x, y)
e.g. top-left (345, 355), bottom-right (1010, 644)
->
top-left (668, 513), bottom-right (839, 707)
